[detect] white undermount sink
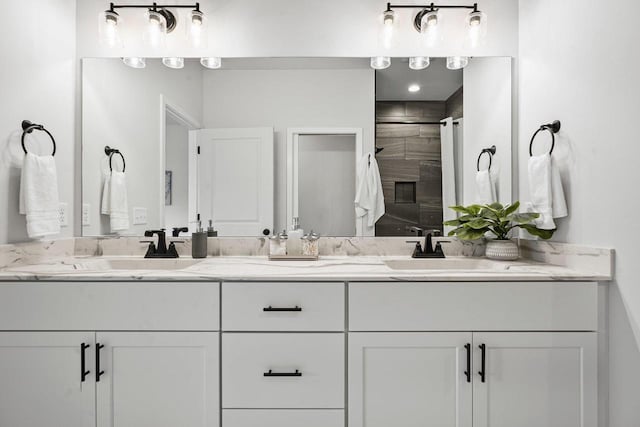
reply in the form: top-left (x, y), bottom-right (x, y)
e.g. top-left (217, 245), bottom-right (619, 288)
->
top-left (74, 258), bottom-right (203, 271)
top-left (384, 258), bottom-right (509, 271)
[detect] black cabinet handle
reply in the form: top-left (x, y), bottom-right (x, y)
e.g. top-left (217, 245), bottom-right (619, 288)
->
top-left (263, 369), bottom-right (302, 377)
top-left (96, 343), bottom-right (105, 382)
top-left (81, 343), bottom-right (90, 382)
top-left (478, 343), bottom-right (486, 383)
top-left (464, 343), bottom-right (471, 383)
top-left (263, 305), bottom-right (302, 312)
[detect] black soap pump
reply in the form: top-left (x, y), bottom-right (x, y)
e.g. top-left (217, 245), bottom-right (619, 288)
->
top-left (191, 220), bottom-right (208, 259)
top-left (207, 219), bottom-right (218, 237)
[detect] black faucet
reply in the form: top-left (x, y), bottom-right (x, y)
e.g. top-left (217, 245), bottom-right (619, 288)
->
top-left (407, 229), bottom-right (446, 258)
top-left (144, 229), bottom-right (179, 258)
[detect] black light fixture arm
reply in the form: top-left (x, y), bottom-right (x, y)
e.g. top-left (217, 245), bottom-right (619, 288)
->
top-left (386, 2), bottom-right (478, 11)
top-left (109, 2), bottom-right (200, 12)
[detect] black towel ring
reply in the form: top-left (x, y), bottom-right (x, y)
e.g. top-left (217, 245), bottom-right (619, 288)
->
top-left (21, 120), bottom-right (56, 156)
top-left (104, 146), bottom-right (126, 172)
top-left (529, 120), bottom-right (561, 156)
top-left (477, 145), bottom-right (497, 172)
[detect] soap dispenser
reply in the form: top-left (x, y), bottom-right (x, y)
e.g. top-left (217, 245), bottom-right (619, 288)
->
top-left (288, 217), bottom-right (304, 256)
top-left (207, 219), bottom-right (218, 237)
top-left (191, 220), bottom-right (208, 258)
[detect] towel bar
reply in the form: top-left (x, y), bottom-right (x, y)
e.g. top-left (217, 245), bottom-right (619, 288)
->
top-left (104, 146), bottom-right (126, 172)
top-left (477, 145), bottom-right (496, 171)
top-left (529, 120), bottom-right (561, 156)
top-left (21, 120), bottom-right (56, 156)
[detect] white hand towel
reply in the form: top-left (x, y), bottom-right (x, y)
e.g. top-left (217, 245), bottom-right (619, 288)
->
top-left (528, 153), bottom-right (567, 230)
top-left (354, 154), bottom-right (385, 227)
top-left (104, 171), bottom-right (129, 232)
top-left (101, 172), bottom-right (111, 215)
top-left (475, 170), bottom-right (496, 204)
top-left (19, 153), bottom-right (61, 238)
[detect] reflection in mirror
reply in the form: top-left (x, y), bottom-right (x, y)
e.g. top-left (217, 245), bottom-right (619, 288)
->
top-left (81, 57), bottom-right (511, 238)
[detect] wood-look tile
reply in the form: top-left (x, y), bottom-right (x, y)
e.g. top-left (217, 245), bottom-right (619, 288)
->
top-left (405, 101), bottom-right (447, 121)
top-left (419, 124), bottom-right (441, 138)
top-left (385, 202), bottom-right (420, 224)
top-left (376, 124), bottom-right (421, 138)
top-left (406, 137), bottom-right (441, 160)
top-left (376, 102), bottom-right (407, 118)
top-left (445, 86), bottom-right (464, 119)
top-left (381, 179), bottom-right (395, 202)
top-left (375, 138), bottom-right (405, 159)
top-left (377, 159), bottom-right (421, 182)
top-left (419, 203), bottom-right (444, 231)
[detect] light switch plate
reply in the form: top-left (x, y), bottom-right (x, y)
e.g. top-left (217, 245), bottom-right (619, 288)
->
top-left (58, 202), bottom-right (68, 227)
top-left (133, 207), bottom-right (147, 225)
top-left (82, 203), bottom-right (91, 226)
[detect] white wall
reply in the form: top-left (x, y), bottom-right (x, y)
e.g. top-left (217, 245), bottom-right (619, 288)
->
top-left (77, 0), bottom-right (518, 58)
top-left (0, 0), bottom-right (76, 244)
top-left (518, 1), bottom-right (640, 426)
top-left (82, 58), bottom-right (202, 235)
top-left (201, 68), bottom-right (374, 231)
top-left (463, 57), bottom-right (512, 205)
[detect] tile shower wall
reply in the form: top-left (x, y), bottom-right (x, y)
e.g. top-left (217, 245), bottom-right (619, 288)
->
top-left (375, 101), bottom-right (447, 236)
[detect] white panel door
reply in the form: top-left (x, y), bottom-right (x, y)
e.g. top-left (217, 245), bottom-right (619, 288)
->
top-left (349, 332), bottom-right (472, 427)
top-left (0, 332), bottom-right (95, 427)
top-left (192, 127), bottom-right (274, 236)
top-left (96, 332), bottom-right (219, 427)
top-left (473, 332), bottom-right (597, 427)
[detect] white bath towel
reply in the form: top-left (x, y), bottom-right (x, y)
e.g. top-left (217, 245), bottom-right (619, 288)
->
top-left (101, 171), bottom-right (129, 232)
top-left (475, 170), bottom-right (496, 204)
top-left (355, 153), bottom-right (385, 227)
top-left (528, 153), bottom-right (567, 230)
top-left (19, 153), bottom-right (61, 238)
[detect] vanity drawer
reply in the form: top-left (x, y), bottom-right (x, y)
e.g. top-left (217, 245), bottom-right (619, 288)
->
top-left (349, 281), bottom-right (598, 331)
top-left (0, 282), bottom-right (219, 331)
top-left (222, 282), bottom-right (344, 331)
top-left (222, 333), bottom-right (344, 408)
top-left (223, 410), bottom-right (344, 427)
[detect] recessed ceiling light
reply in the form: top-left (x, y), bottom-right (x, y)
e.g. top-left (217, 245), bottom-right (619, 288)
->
top-left (408, 84), bottom-right (421, 93)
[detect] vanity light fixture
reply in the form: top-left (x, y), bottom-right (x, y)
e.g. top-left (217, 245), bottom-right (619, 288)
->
top-left (370, 56), bottom-right (391, 70)
top-left (122, 57), bottom-right (146, 68)
top-left (99, 2), bottom-right (205, 49)
top-left (409, 56), bottom-right (430, 70)
top-left (408, 84), bottom-right (421, 92)
top-left (162, 57), bottom-right (184, 69)
top-left (446, 56), bottom-right (469, 70)
top-left (380, 9), bottom-right (396, 49)
top-left (200, 57), bottom-right (222, 69)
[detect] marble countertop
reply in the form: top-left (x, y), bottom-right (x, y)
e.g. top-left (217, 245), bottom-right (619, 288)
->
top-left (0, 255), bottom-right (611, 282)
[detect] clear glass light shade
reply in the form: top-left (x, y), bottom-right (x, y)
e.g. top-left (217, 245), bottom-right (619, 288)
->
top-left (447, 56), bottom-right (469, 70)
top-left (421, 10), bottom-right (441, 47)
top-left (98, 10), bottom-right (122, 48)
top-left (466, 10), bottom-right (487, 48)
top-left (144, 10), bottom-right (167, 49)
top-left (200, 57), bottom-right (222, 69)
top-left (379, 10), bottom-right (396, 50)
top-left (122, 57), bottom-right (146, 68)
top-left (162, 57), bottom-right (184, 69)
top-left (187, 9), bottom-right (208, 48)
top-left (370, 56), bottom-right (391, 70)
top-left (409, 56), bottom-right (430, 70)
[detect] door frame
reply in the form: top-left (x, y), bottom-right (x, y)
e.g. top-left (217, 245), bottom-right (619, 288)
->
top-left (159, 95), bottom-right (201, 229)
top-left (286, 128), bottom-right (366, 236)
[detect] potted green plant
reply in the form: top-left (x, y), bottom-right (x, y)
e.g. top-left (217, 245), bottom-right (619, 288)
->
top-left (443, 201), bottom-right (555, 260)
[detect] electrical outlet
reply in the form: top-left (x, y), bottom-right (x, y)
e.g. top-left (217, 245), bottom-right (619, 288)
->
top-left (133, 207), bottom-right (147, 225)
top-left (82, 203), bottom-right (91, 226)
top-left (58, 202), bottom-right (68, 227)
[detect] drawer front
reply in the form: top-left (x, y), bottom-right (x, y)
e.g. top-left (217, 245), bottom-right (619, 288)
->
top-left (223, 410), bottom-right (344, 427)
top-left (222, 333), bottom-right (344, 408)
top-left (222, 282), bottom-right (344, 331)
top-left (0, 282), bottom-right (219, 331)
top-left (349, 282), bottom-right (597, 332)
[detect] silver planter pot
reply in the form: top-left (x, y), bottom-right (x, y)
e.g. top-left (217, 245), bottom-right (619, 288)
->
top-left (485, 239), bottom-right (519, 261)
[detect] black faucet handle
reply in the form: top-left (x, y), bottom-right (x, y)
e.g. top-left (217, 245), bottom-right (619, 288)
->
top-left (172, 227), bottom-right (189, 237)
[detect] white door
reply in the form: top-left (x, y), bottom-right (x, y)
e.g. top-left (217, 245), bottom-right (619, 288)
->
top-left (473, 332), bottom-right (597, 427)
top-left (349, 332), bottom-right (473, 427)
top-left (96, 332), bottom-right (219, 427)
top-left (191, 127), bottom-right (274, 236)
top-left (0, 332), bottom-right (95, 427)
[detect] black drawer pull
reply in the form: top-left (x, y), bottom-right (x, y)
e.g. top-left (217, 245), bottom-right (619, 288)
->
top-left (478, 343), bottom-right (486, 383)
top-left (464, 343), bottom-right (471, 383)
top-left (264, 369), bottom-right (302, 377)
top-left (263, 305), bottom-right (302, 312)
top-left (81, 343), bottom-right (90, 382)
top-left (96, 343), bottom-right (105, 382)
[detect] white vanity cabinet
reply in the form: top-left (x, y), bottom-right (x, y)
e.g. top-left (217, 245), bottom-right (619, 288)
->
top-left (348, 282), bottom-right (599, 427)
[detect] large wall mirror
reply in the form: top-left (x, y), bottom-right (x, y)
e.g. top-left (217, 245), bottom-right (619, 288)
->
top-left (82, 57), bottom-right (511, 237)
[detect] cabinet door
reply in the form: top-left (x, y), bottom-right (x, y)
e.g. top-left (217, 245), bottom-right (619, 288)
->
top-left (96, 332), bottom-right (219, 427)
top-left (0, 332), bottom-right (95, 427)
top-left (473, 332), bottom-right (597, 427)
top-left (349, 332), bottom-right (472, 427)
